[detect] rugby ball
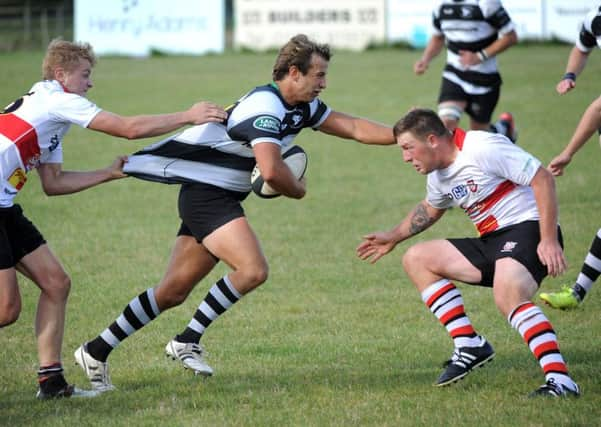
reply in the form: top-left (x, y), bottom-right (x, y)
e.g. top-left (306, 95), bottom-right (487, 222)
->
top-left (251, 145), bottom-right (307, 198)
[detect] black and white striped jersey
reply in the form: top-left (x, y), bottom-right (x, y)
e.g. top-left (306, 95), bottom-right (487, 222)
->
top-left (123, 83), bottom-right (331, 193)
top-left (576, 5), bottom-right (601, 53)
top-left (432, 0), bottom-right (515, 94)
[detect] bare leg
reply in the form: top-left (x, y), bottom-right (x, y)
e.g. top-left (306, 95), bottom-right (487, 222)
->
top-left (17, 244), bottom-right (70, 367)
top-left (0, 268), bottom-right (21, 326)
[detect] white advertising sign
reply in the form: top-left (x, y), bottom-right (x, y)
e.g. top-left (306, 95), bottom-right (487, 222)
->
top-left (234, 0), bottom-right (386, 51)
top-left (503, 0), bottom-right (544, 40)
top-left (386, 0), bottom-right (590, 46)
top-left (545, 0), bottom-right (594, 43)
top-left (75, 0), bottom-right (224, 56)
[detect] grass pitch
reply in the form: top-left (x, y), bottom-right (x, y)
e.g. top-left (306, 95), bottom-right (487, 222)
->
top-left (1, 44), bottom-right (600, 426)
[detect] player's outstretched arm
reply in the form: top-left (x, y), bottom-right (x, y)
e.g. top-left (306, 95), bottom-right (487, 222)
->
top-left (357, 200), bottom-right (445, 264)
top-left (318, 111), bottom-right (394, 145)
top-left (556, 47), bottom-right (589, 95)
top-left (548, 95), bottom-right (601, 176)
top-left (88, 101), bottom-right (227, 140)
top-left (414, 34), bottom-right (445, 75)
top-left (36, 156), bottom-right (127, 196)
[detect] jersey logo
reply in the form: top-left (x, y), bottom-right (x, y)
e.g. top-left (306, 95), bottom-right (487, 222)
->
top-left (291, 113), bottom-right (303, 127)
top-left (467, 179), bottom-right (478, 192)
top-left (49, 134), bottom-right (60, 152)
top-left (253, 116), bottom-right (281, 134)
top-left (7, 167), bottom-right (27, 191)
top-left (501, 241), bottom-right (518, 253)
top-left (450, 184), bottom-right (468, 199)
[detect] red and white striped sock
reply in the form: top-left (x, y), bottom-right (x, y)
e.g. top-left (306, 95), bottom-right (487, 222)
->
top-left (421, 279), bottom-right (482, 348)
top-left (508, 302), bottom-right (576, 390)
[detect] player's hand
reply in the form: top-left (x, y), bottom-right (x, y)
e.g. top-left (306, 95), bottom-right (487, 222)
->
top-left (547, 152), bottom-right (572, 176)
top-left (556, 78), bottom-right (576, 95)
top-left (414, 59), bottom-right (429, 75)
top-left (458, 50), bottom-right (480, 67)
top-left (356, 231), bottom-right (397, 264)
top-left (537, 239), bottom-right (567, 277)
top-left (107, 155), bottom-right (128, 179)
top-left (187, 102), bottom-right (227, 125)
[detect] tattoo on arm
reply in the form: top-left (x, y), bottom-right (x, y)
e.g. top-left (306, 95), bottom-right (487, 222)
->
top-left (409, 202), bottom-right (436, 235)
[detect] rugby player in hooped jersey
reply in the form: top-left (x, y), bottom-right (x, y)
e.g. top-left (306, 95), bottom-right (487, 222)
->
top-left (357, 109), bottom-right (580, 397)
top-left (556, 4), bottom-right (601, 95)
top-left (539, 5), bottom-right (601, 309)
top-left (0, 38), bottom-right (226, 399)
top-left (74, 34), bottom-right (395, 393)
top-left (413, 0), bottom-right (518, 142)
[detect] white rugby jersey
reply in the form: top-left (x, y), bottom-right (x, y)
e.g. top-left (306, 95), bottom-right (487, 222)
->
top-left (432, 0), bottom-right (515, 94)
top-left (576, 5), bottom-right (601, 53)
top-left (124, 83), bottom-right (331, 193)
top-left (426, 128), bottom-right (541, 236)
top-left (0, 80), bottom-right (101, 207)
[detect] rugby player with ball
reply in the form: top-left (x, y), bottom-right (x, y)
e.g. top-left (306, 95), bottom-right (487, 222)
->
top-left (75, 34), bottom-right (395, 392)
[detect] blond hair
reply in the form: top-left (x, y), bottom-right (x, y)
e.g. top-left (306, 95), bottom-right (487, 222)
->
top-left (42, 38), bottom-right (97, 80)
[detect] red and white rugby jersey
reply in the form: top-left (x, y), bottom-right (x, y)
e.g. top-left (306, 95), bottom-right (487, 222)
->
top-left (426, 129), bottom-right (541, 236)
top-left (0, 80), bottom-right (101, 207)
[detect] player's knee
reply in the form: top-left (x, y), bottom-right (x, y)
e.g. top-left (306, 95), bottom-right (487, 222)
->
top-left (157, 282), bottom-right (192, 308)
top-left (42, 271), bottom-right (71, 301)
top-left (0, 300), bottom-right (21, 327)
top-left (438, 105), bottom-right (462, 129)
top-left (402, 245), bottom-right (427, 272)
top-left (239, 262), bottom-right (269, 290)
top-left (247, 263), bottom-right (269, 287)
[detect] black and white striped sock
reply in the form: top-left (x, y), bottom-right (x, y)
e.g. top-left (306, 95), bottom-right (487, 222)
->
top-left (573, 228), bottom-right (601, 301)
top-left (86, 288), bottom-right (160, 362)
top-left (175, 276), bottom-right (241, 344)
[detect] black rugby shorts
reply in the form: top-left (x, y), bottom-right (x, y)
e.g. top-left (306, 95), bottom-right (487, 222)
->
top-left (438, 78), bottom-right (500, 124)
top-left (177, 182), bottom-right (249, 243)
top-left (0, 204), bottom-right (46, 269)
top-left (448, 221), bottom-right (563, 287)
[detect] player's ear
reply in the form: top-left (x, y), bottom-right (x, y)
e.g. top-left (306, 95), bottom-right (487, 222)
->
top-left (53, 66), bottom-right (66, 83)
top-left (426, 133), bottom-right (438, 147)
top-left (289, 65), bottom-right (301, 82)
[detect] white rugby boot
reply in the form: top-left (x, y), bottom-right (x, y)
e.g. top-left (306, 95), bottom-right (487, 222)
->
top-left (165, 339), bottom-right (213, 376)
top-left (74, 344), bottom-right (116, 392)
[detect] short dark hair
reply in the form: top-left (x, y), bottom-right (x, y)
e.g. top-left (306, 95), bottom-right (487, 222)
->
top-left (272, 34), bottom-right (331, 81)
top-left (393, 108), bottom-right (449, 140)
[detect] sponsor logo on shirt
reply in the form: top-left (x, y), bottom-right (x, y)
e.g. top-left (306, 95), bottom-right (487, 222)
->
top-left (450, 184), bottom-right (468, 199)
top-left (49, 134), bottom-right (59, 152)
top-left (7, 168), bottom-right (27, 191)
top-left (253, 116), bottom-right (281, 134)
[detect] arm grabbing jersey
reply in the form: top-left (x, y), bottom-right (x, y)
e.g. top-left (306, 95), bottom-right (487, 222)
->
top-left (123, 83), bottom-right (330, 193)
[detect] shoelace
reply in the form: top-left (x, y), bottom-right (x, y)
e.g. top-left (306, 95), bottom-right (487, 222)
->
top-left (179, 343), bottom-right (208, 359)
top-left (442, 349), bottom-right (474, 369)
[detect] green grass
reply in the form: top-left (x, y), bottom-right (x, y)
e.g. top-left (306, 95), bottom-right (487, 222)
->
top-left (1, 45), bottom-right (600, 426)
